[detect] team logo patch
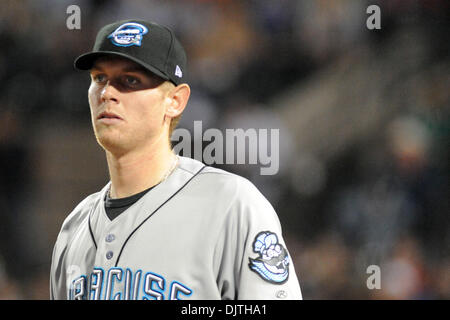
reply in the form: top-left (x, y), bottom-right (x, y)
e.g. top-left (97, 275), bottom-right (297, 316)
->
top-left (248, 231), bottom-right (289, 284)
top-left (107, 22), bottom-right (148, 47)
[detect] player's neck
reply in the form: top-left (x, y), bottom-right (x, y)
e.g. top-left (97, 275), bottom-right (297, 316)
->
top-left (105, 136), bottom-right (176, 199)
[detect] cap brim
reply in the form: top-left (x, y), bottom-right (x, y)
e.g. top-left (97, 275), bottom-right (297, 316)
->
top-left (74, 51), bottom-right (170, 82)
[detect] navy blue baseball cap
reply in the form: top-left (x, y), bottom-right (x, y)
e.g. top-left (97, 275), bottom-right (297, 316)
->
top-left (74, 19), bottom-right (187, 85)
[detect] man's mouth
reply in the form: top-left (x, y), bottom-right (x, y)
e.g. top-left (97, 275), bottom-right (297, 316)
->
top-left (97, 111), bottom-right (123, 120)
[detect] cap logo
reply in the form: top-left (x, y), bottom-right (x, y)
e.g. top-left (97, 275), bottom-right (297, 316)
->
top-left (107, 22), bottom-right (148, 47)
top-left (175, 65), bottom-right (183, 78)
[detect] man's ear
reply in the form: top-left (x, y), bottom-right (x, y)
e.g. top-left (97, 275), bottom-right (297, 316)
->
top-left (165, 83), bottom-right (190, 119)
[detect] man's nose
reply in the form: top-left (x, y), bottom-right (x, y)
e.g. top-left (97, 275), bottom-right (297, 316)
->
top-left (100, 81), bottom-right (119, 103)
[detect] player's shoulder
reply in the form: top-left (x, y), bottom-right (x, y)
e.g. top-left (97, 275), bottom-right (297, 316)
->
top-left (181, 158), bottom-right (282, 238)
top-left (179, 156), bottom-right (270, 205)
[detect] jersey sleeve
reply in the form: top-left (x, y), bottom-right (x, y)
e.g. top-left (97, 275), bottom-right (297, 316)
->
top-left (49, 238), bottom-right (60, 300)
top-left (214, 176), bottom-right (302, 300)
top-left (49, 191), bottom-right (100, 299)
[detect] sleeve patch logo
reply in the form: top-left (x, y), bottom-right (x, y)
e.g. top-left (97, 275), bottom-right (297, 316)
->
top-left (107, 22), bottom-right (148, 47)
top-left (248, 231), bottom-right (289, 284)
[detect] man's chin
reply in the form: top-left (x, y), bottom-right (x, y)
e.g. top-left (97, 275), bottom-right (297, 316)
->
top-left (95, 134), bottom-right (130, 156)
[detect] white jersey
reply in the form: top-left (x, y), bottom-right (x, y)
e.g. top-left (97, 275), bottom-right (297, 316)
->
top-left (50, 156), bottom-right (302, 300)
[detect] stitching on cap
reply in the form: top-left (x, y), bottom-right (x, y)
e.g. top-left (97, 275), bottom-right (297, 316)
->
top-left (162, 26), bottom-right (175, 78)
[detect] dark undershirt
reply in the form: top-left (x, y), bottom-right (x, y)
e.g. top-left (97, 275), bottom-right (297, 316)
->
top-left (104, 185), bottom-right (155, 221)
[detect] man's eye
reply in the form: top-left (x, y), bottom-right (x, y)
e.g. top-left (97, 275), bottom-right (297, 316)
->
top-left (124, 76), bottom-right (140, 86)
top-left (93, 74), bottom-right (106, 83)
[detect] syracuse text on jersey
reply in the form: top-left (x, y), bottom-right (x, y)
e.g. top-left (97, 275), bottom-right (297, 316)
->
top-left (70, 267), bottom-right (193, 300)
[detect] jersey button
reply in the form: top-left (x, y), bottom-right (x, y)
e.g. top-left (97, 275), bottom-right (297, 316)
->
top-left (105, 234), bottom-right (115, 243)
top-left (106, 251), bottom-right (114, 260)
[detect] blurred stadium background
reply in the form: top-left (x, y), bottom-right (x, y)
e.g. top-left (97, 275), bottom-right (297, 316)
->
top-left (0, 0), bottom-right (448, 299)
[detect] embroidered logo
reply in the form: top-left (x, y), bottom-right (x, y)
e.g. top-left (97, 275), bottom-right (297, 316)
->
top-left (248, 231), bottom-right (289, 284)
top-left (107, 22), bottom-right (148, 47)
top-left (175, 65), bottom-right (183, 78)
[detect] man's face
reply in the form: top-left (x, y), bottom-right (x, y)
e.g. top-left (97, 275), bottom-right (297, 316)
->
top-left (88, 56), bottom-right (171, 155)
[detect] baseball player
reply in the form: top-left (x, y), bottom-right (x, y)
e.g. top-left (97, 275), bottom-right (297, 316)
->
top-left (50, 19), bottom-right (302, 300)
